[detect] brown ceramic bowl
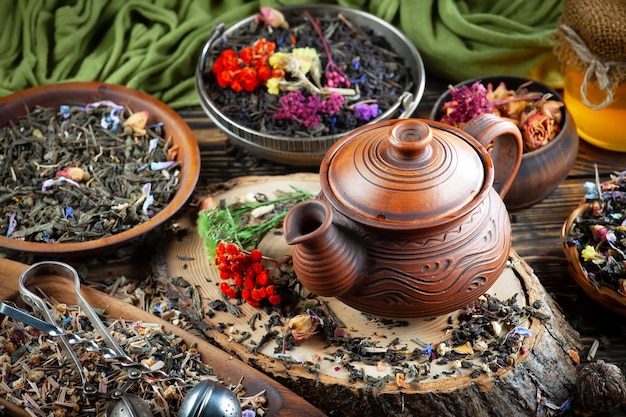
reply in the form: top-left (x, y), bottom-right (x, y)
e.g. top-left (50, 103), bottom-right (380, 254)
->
top-left (0, 82), bottom-right (200, 257)
top-left (562, 203), bottom-right (626, 317)
top-left (430, 75), bottom-right (578, 210)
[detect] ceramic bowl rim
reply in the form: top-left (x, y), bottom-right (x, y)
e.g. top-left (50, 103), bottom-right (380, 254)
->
top-left (0, 82), bottom-right (200, 256)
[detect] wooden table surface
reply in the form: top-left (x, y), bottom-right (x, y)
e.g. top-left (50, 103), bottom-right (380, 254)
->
top-left (3, 74), bottom-right (626, 416)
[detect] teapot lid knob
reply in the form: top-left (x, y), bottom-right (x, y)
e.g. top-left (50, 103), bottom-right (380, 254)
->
top-left (387, 119), bottom-right (431, 160)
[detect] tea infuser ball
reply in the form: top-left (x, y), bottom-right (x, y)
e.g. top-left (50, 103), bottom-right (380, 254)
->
top-left (178, 380), bottom-right (242, 417)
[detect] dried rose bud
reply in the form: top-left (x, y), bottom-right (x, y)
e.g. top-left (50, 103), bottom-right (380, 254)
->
top-left (487, 82), bottom-right (527, 121)
top-left (590, 224), bottom-right (609, 241)
top-left (55, 167), bottom-right (90, 182)
top-left (123, 110), bottom-right (149, 136)
top-left (287, 312), bottom-right (322, 344)
top-left (255, 7), bottom-right (288, 29)
top-left (540, 98), bottom-right (564, 124)
top-left (520, 110), bottom-right (560, 152)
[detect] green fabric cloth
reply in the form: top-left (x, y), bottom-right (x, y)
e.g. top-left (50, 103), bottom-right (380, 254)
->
top-left (0, 0), bottom-right (563, 109)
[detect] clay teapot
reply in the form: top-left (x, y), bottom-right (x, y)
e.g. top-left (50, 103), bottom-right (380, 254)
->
top-left (283, 115), bottom-right (523, 318)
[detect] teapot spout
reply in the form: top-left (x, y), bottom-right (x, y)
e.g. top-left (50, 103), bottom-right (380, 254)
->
top-left (284, 200), bottom-right (365, 297)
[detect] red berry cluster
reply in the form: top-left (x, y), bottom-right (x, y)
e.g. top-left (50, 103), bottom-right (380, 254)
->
top-left (212, 39), bottom-right (276, 93)
top-left (215, 241), bottom-right (281, 308)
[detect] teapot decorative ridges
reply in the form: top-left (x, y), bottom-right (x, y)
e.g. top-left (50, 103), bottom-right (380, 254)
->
top-left (284, 116), bottom-right (523, 318)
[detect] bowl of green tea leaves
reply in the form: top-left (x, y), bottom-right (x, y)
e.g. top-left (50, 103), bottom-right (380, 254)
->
top-left (0, 82), bottom-right (200, 257)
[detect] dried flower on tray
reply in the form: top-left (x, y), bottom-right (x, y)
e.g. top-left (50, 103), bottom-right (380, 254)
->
top-left (439, 80), bottom-right (564, 152)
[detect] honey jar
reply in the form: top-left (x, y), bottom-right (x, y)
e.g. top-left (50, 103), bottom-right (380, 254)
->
top-left (563, 66), bottom-right (626, 151)
top-left (555, 0), bottom-right (626, 151)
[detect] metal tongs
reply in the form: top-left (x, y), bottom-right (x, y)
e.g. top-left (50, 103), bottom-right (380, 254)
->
top-left (0, 261), bottom-right (173, 415)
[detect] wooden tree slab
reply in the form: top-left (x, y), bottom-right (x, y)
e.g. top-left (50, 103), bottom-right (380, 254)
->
top-left (158, 173), bottom-right (582, 417)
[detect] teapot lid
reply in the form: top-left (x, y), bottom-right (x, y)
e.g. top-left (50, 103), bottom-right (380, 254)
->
top-left (320, 119), bottom-right (492, 229)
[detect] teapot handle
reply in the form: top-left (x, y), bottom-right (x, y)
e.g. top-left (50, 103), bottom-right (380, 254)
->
top-left (462, 113), bottom-right (523, 198)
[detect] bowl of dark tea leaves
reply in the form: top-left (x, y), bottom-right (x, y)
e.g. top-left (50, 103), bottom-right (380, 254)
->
top-left (0, 82), bottom-right (200, 257)
top-left (196, 5), bottom-right (425, 166)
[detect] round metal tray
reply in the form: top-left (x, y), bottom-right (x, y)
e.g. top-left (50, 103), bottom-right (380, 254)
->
top-left (196, 4), bottom-right (426, 167)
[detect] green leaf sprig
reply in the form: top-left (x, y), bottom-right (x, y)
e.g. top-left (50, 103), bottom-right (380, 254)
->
top-left (197, 186), bottom-right (314, 260)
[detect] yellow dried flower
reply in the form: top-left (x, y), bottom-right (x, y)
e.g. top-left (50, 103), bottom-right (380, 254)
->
top-left (292, 47), bottom-right (319, 75)
top-left (395, 373), bottom-right (406, 388)
top-left (266, 77), bottom-right (280, 95)
top-left (269, 52), bottom-right (292, 71)
top-left (581, 245), bottom-right (598, 262)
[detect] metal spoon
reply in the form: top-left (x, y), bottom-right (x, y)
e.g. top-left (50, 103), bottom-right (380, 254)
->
top-left (178, 380), bottom-right (242, 417)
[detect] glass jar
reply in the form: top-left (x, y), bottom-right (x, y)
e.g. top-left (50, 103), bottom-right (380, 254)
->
top-left (563, 66), bottom-right (626, 151)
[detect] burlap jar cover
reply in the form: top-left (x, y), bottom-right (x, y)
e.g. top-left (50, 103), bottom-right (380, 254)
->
top-left (554, 0), bottom-right (626, 110)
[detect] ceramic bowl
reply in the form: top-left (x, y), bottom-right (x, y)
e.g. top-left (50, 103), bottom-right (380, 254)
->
top-left (562, 203), bottom-right (626, 317)
top-left (430, 75), bottom-right (578, 210)
top-left (0, 82), bottom-right (200, 257)
top-left (196, 4), bottom-right (426, 167)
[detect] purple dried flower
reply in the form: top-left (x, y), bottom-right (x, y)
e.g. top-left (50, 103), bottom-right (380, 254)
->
top-left (5, 212), bottom-right (17, 237)
top-left (60, 105), bottom-right (70, 119)
top-left (320, 92), bottom-right (345, 115)
top-left (141, 183), bottom-right (154, 216)
top-left (440, 81), bottom-right (493, 126)
top-left (82, 100), bottom-right (125, 130)
top-left (513, 326), bottom-right (532, 337)
top-left (274, 91), bottom-right (344, 127)
top-left (150, 160), bottom-right (176, 170)
top-left (148, 138), bottom-right (159, 153)
top-left (353, 103), bottom-right (380, 121)
top-left (41, 177), bottom-right (80, 192)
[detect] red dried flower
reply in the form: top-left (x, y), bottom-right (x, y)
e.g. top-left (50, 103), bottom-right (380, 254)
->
top-left (212, 39), bottom-right (276, 93)
top-left (239, 67), bottom-right (259, 92)
top-left (253, 38), bottom-right (275, 56)
top-left (268, 294), bottom-right (282, 305)
top-left (240, 47), bottom-right (255, 63)
top-left (214, 241), bottom-right (282, 308)
top-left (216, 71), bottom-right (233, 88)
top-left (250, 249), bottom-right (262, 262)
top-left (256, 65), bottom-right (272, 81)
top-left (230, 79), bottom-right (242, 93)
